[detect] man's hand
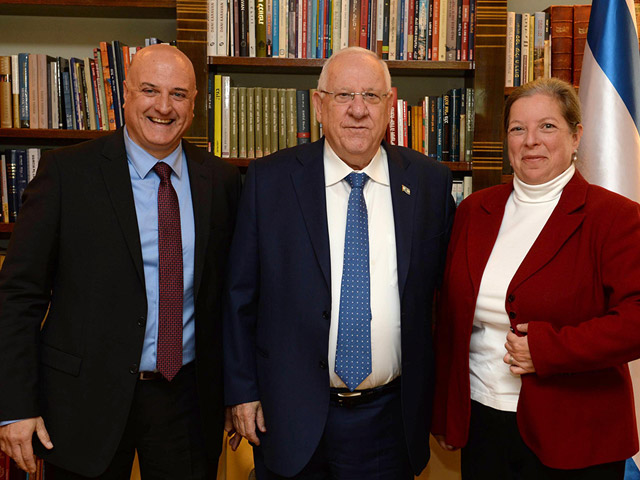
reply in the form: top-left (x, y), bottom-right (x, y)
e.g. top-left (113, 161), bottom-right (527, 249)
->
top-left (0, 417), bottom-right (53, 474)
top-left (504, 323), bottom-right (536, 375)
top-left (224, 406), bottom-right (243, 451)
top-left (230, 401), bottom-right (266, 448)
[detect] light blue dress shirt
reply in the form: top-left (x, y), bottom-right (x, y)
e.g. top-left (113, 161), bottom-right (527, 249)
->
top-left (124, 127), bottom-right (196, 372)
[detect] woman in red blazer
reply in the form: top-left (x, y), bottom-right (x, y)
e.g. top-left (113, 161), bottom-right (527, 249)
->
top-left (432, 77), bottom-right (640, 479)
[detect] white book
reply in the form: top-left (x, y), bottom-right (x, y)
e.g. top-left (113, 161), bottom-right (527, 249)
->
top-left (207, 0), bottom-right (217, 56)
top-left (389, 0), bottom-right (398, 60)
top-left (463, 176), bottom-right (473, 199)
top-left (445, 0), bottom-right (457, 61)
top-left (217, 0), bottom-right (228, 55)
top-left (521, 13), bottom-right (530, 84)
top-left (505, 11), bottom-right (515, 87)
top-left (50, 60), bottom-right (59, 130)
top-left (82, 58), bottom-right (97, 131)
top-left (396, 98), bottom-right (404, 146)
top-left (423, 96), bottom-right (429, 154)
top-left (26, 148), bottom-right (40, 183)
top-left (229, 0), bottom-right (235, 55)
top-left (438, 0), bottom-right (448, 61)
top-left (340, 0), bottom-right (350, 50)
top-left (222, 76), bottom-right (231, 158)
top-left (249, 0), bottom-right (257, 56)
top-left (298, 0), bottom-right (304, 57)
top-left (376, 0), bottom-right (384, 54)
top-left (332, 0), bottom-right (341, 54)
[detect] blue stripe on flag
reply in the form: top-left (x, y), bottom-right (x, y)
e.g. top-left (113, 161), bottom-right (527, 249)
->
top-left (625, 457), bottom-right (640, 480)
top-left (587, 0), bottom-right (640, 131)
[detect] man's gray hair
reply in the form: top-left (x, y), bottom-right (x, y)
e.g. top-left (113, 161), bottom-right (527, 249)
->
top-left (317, 47), bottom-right (392, 92)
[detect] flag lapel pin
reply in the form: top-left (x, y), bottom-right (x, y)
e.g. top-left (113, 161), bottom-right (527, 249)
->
top-left (402, 185), bottom-right (411, 195)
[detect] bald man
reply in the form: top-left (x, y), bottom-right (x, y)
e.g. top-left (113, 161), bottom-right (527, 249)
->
top-left (0, 44), bottom-right (241, 479)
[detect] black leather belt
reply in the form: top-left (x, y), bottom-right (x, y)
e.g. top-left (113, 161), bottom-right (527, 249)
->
top-left (330, 377), bottom-right (401, 407)
top-left (138, 370), bottom-right (164, 381)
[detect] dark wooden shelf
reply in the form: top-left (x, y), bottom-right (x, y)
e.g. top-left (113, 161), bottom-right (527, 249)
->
top-left (0, 129), bottom-right (111, 146)
top-left (0, 224), bottom-right (14, 233)
top-left (224, 156), bottom-right (472, 171)
top-left (1, 0), bottom-right (176, 18)
top-left (209, 57), bottom-right (474, 76)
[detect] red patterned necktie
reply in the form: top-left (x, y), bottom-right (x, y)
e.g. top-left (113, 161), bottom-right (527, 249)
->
top-left (154, 162), bottom-right (183, 381)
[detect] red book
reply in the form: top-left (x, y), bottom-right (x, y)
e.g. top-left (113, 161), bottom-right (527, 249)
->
top-left (99, 42), bottom-right (116, 131)
top-left (432, 0), bottom-right (441, 59)
top-left (545, 5), bottom-right (573, 83)
top-left (461, 0), bottom-right (470, 61)
top-left (388, 86), bottom-right (398, 145)
top-left (360, 0), bottom-right (369, 47)
top-left (573, 4), bottom-right (591, 87)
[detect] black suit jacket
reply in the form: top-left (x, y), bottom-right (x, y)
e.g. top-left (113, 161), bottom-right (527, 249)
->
top-left (224, 139), bottom-right (455, 476)
top-left (0, 129), bottom-right (241, 476)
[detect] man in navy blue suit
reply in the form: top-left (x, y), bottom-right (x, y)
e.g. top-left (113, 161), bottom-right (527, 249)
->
top-left (224, 46), bottom-right (455, 480)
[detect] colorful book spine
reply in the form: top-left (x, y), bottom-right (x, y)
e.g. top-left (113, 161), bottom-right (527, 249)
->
top-left (296, 89), bottom-right (311, 144)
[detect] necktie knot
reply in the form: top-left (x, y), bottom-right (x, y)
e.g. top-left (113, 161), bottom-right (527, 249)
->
top-left (346, 172), bottom-right (369, 190)
top-left (154, 162), bottom-right (173, 184)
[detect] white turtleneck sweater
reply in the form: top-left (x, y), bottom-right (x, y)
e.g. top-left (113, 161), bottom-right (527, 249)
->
top-left (469, 164), bottom-right (576, 412)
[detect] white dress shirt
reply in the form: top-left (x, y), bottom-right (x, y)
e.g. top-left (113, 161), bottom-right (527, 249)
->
top-left (324, 142), bottom-right (401, 389)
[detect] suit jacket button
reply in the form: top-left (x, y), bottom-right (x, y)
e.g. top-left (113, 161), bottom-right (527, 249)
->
top-left (137, 317), bottom-right (145, 327)
top-left (508, 294), bottom-right (515, 303)
top-left (322, 311), bottom-right (330, 320)
top-left (319, 360), bottom-right (328, 369)
top-left (509, 311), bottom-right (517, 319)
top-left (129, 364), bottom-right (139, 374)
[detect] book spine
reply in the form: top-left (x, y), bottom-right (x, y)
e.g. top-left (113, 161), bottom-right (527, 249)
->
top-left (505, 11), bottom-right (515, 87)
top-left (521, 13), bottom-right (530, 84)
top-left (249, 0), bottom-right (257, 56)
top-left (416, 0), bottom-right (427, 60)
top-left (450, 88), bottom-right (460, 162)
top-left (240, 0), bottom-right (249, 55)
top-left (214, 75), bottom-right (222, 156)
top-left (238, 87), bottom-right (247, 157)
top-left (513, 13), bottom-right (522, 87)
top-left (389, 87), bottom-right (398, 144)
top-left (431, 0), bottom-right (440, 59)
top-left (11, 55), bottom-right (19, 128)
top-left (465, 87), bottom-right (474, 160)
top-left (256, 0), bottom-right (267, 56)
top-left (273, 0), bottom-right (281, 56)
top-left (83, 58), bottom-right (98, 130)
top-left (445, 0), bottom-right (457, 61)
top-left (98, 45), bottom-right (116, 131)
top-left (28, 54), bottom-right (38, 129)
top-left (218, 0), bottom-right (230, 55)
top-left (441, 92), bottom-right (450, 161)
top-left (221, 76), bottom-right (231, 158)
top-left (0, 56), bottom-right (12, 128)
top-left (271, 87), bottom-right (280, 152)
top-left (266, 0), bottom-right (273, 56)
top-left (546, 5), bottom-right (573, 83)
top-left (286, 88), bottom-right (297, 148)
top-left (572, 5), bottom-right (591, 87)
top-left (309, 88), bottom-right (320, 142)
top-left (255, 87), bottom-right (264, 157)
top-left (467, 0), bottom-right (474, 61)
top-left (18, 54), bottom-right (29, 128)
top-left (247, 87), bottom-right (255, 157)
top-left (230, 87), bottom-right (238, 157)
top-left (388, 0), bottom-right (397, 59)
top-left (48, 56), bottom-right (59, 129)
top-left (438, 0), bottom-right (447, 60)
top-left (26, 147), bottom-right (39, 182)
top-left (262, 87), bottom-right (271, 155)
top-left (381, 0), bottom-right (390, 58)
top-left (6, 150), bottom-right (18, 223)
top-left (16, 149), bottom-right (27, 212)
top-left (296, 89), bottom-right (310, 144)
top-left (0, 153), bottom-right (9, 223)
top-left (360, 0), bottom-right (370, 48)
top-left (93, 50), bottom-right (108, 131)
top-left (289, 0), bottom-right (297, 57)
top-left (208, 0), bottom-right (217, 56)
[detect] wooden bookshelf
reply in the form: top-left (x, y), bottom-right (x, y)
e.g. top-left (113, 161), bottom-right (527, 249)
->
top-left (0, 128), bottom-right (111, 146)
top-left (1, 0), bottom-right (176, 18)
top-left (224, 157), bottom-right (473, 171)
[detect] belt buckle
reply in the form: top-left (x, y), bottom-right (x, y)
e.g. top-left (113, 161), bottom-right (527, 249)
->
top-left (337, 391), bottom-right (362, 398)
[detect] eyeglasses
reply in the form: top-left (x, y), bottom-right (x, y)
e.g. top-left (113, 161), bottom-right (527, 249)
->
top-left (319, 90), bottom-right (390, 105)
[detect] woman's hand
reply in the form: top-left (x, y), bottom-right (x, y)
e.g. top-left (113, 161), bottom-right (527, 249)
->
top-left (434, 434), bottom-right (458, 451)
top-left (504, 323), bottom-right (536, 375)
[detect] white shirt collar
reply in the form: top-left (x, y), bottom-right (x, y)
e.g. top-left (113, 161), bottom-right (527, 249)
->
top-left (323, 141), bottom-right (389, 187)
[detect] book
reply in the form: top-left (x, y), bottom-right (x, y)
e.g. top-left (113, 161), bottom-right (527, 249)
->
top-left (278, 88), bottom-right (287, 149)
top-left (214, 74), bottom-right (222, 156)
top-left (533, 12), bottom-right (546, 80)
top-left (441, 92), bottom-right (450, 161)
top-left (18, 53), bottom-right (29, 128)
top-left (270, 87), bottom-right (279, 153)
top-left (521, 13), bottom-right (530, 84)
top-left (240, 0), bottom-right (250, 56)
top-left (0, 153), bottom-right (8, 223)
top-left (0, 56), bottom-right (12, 128)
top-left (468, 0), bottom-right (475, 60)
top-left (221, 75), bottom-right (231, 158)
top-left (27, 147), bottom-right (40, 182)
top-left (5, 150), bottom-right (19, 223)
top-left (249, 0), bottom-right (257, 56)
top-left (247, 87), bottom-right (256, 157)
top-left (460, 0), bottom-right (470, 60)
top-left (105, 44), bottom-right (122, 128)
top-left (505, 11), bottom-right (515, 87)
top-left (10, 55), bottom-right (19, 128)
top-left (239, 87), bottom-right (247, 158)
top-left (572, 4), bottom-right (591, 87)
top-left (98, 43), bottom-right (116, 131)
top-left (432, 0), bottom-right (441, 59)
top-left (545, 5), bottom-right (573, 83)
top-left (438, 0), bottom-right (448, 60)
top-left (48, 56), bottom-right (60, 129)
top-left (309, 88), bottom-right (320, 142)
top-left (286, 88), bottom-right (297, 148)
top-left (70, 58), bottom-right (85, 130)
top-left (262, 87), bottom-right (271, 155)
top-left (28, 54), bottom-right (38, 129)
top-left (445, 0), bottom-right (457, 61)
top-left (513, 13), bottom-right (522, 87)
top-left (256, 0), bottom-right (267, 56)
top-left (296, 89), bottom-right (310, 144)
top-left (207, 0), bottom-right (217, 56)
top-left (388, 0), bottom-right (397, 59)
top-left (465, 86), bottom-right (474, 161)
top-left (93, 49), bottom-right (108, 131)
top-left (230, 87), bottom-right (238, 157)
top-left (255, 87), bottom-right (264, 157)
top-left (83, 57), bottom-right (98, 130)
top-left (450, 88), bottom-right (460, 161)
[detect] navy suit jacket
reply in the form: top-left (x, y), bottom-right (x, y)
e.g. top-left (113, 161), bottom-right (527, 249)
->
top-left (224, 138), bottom-right (455, 477)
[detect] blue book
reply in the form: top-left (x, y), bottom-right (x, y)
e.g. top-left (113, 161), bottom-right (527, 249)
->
top-left (18, 53), bottom-right (29, 128)
top-left (273, 0), bottom-right (280, 56)
top-left (61, 69), bottom-right (75, 130)
top-left (397, 0), bottom-right (405, 59)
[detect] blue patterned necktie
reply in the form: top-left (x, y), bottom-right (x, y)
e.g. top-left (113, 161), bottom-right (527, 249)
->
top-left (335, 172), bottom-right (372, 391)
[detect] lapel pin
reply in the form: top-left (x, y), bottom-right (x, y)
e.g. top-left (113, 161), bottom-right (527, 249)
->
top-left (402, 185), bottom-right (411, 195)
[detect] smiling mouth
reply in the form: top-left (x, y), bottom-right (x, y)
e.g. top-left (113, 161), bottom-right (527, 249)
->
top-left (149, 117), bottom-right (174, 125)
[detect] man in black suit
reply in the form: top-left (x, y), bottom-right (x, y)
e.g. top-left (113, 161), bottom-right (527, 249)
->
top-left (225, 47), bottom-right (455, 479)
top-left (0, 44), bottom-right (240, 479)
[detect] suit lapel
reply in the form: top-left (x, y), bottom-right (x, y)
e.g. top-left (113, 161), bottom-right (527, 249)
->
top-left (291, 140), bottom-right (331, 290)
top-left (100, 129), bottom-right (145, 285)
top-left (183, 140), bottom-right (212, 301)
top-left (509, 171), bottom-right (587, 291)
top-left (466, 183), bottom-right (512, 296)
top-left (385, 142), bottom-right (414, 299)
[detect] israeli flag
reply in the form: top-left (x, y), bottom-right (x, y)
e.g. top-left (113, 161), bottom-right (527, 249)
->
top-left (577, 1), bottom-right (640, 478)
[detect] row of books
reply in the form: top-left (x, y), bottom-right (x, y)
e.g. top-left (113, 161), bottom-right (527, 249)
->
top-left (0, 148), bottom-right (42, 224)
top-left (207, 0), bottom-right (476, 61)
top-left (452, 176), bottom-right (471, 205)
top-left (388, 87), bottom-right (474, 162)
top-left (505, 5), bottom-right (591, 89)
top-left (0, 451), bottom-right (44, 479)
top-left (0, 38), bottom-right (170, 131)
top-left (207, 75), bottom-right (320, 158)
